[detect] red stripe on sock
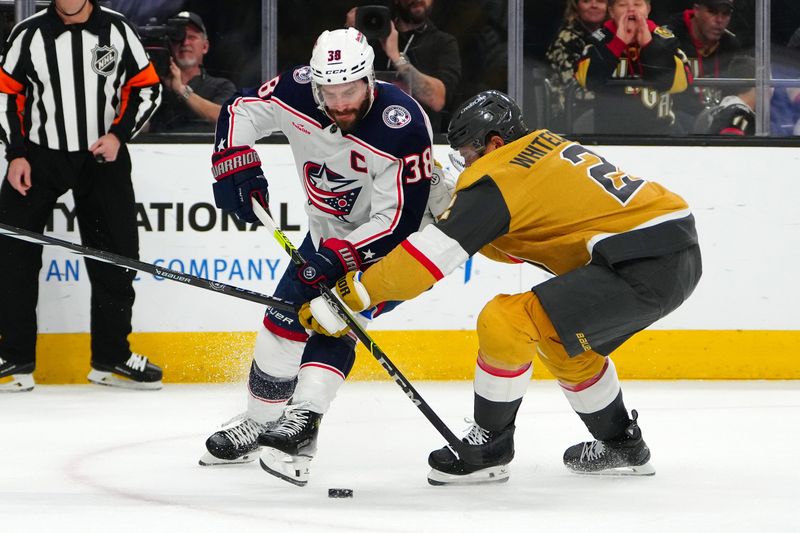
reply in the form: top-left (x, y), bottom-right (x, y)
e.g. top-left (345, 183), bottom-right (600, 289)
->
top-left (560, 358), bottom-right (610, 392)
top-left (300, 362), bottom-right (346, 380)
top-left (476, 355), bottom-right (531, 378)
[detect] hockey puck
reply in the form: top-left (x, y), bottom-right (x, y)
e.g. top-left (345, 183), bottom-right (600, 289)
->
top-left (328, 488), bottom-right (353, 498)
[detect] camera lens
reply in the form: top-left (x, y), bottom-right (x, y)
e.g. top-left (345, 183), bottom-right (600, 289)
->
top-left (364, 14), bottom-right (380, 30)
top-left (356, 6), bottom-right (391, 41)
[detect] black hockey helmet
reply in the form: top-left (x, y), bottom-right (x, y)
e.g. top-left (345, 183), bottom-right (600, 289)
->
top-left (447, 90), bottom-right (528, 154)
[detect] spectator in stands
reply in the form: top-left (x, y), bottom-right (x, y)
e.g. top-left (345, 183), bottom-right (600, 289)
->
top-left (148, 11), bottom-right (236, 133)
top-left (789, 26), bottom-right (800, 49)
top-left (665, 0), bottom-right (740, 131)
top-left (345, 0), bottom-right (461, 132)
top-left (692, 55), bottom-right (759, 135)
top-left (546, 0), bottom-right (608, 130)
top-left (575, 0), bottom-right (692, 134)
top-left (772, 34), bottom-right (800, 136)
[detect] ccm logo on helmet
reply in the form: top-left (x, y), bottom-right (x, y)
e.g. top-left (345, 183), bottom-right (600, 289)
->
top-left (325, 69), bottom-right (347, 75)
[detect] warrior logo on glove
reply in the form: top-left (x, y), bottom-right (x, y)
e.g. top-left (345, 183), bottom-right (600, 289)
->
top-left (211, 146), bottom-right (270, 223)
top-left (212, 148), bottom-right (261, 179)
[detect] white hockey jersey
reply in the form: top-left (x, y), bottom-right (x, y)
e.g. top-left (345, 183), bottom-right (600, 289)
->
top-left (215, 65), bottom-right (447, 266)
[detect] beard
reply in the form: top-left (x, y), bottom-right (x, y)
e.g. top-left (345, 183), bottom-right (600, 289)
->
top-left (396, 0), bottom-right (429, 25)
top-left (174, 55), bottom-right (199, 70)
top-left (328, 96), bottom-right (371, 134)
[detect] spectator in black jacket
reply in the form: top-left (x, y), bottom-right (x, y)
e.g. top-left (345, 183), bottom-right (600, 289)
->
top-left (575, 0), bottom-right (692, 134)
top-left (664, 0), bottom-right (740, 131)
top-left (345, 0), bottom-right (461, 132)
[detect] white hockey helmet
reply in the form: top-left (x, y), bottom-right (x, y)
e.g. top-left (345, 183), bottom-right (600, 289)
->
top-left (309, 28), bottom-right (376, 114)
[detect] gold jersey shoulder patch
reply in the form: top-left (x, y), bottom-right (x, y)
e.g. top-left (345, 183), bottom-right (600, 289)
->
top-left (653, 26), bottom-right (675, 39)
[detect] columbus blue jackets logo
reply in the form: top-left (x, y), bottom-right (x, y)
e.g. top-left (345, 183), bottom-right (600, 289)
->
top-left (382, 105), bottom-right (412, 129)
top-left (91, 45), bottom-right (118, 77)
top-left (303, 162), bottom-right (361, 220)
top-left (293, 66), bottom-right (312, 84)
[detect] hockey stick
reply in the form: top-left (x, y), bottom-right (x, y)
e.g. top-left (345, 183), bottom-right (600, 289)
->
top-left (250, 199), bottom-right (466, 454)
top-left (0, 221), bottom-right (297, 313)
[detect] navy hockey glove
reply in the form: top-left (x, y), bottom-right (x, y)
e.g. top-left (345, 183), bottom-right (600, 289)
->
top-left (297, 238), bottom-right (361, 290)
top-left (211, 146), bottom-right (268, 223)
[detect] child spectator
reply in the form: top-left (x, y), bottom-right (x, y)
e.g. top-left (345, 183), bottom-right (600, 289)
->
top-left (575, 0), bottom-right (692, 134)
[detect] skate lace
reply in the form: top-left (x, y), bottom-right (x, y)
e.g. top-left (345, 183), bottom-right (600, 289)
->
top-left (462, 418), bottom-right (491, 446)
top-left (125, 353), bottom-right (148, 372)
top-left (273, 404), bottom-right (312, 437)
top-left (221, 415), bottom-right (264, 447)
top-left (580, 440), bottom-right (607, 462)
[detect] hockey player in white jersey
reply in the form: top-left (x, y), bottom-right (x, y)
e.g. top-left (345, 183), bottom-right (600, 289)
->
top-left (199, 28), bottom-right (453, 486)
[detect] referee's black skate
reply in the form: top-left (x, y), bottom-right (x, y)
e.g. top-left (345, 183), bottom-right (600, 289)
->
top-left (199, 413), bottom-right (269, 466)
top-left (427, 420), bottom-right (514, 486)
top-left (87, 353), bottom-right (163, 390)
top-left (563, 410), bottom-right (655, 476)
top-left (258, 402), bottom-right (322, 487)
top-left (0, 357), bottom-right (35, 393)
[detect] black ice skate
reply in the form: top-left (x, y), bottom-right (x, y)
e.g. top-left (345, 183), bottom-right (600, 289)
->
top-left (563, 410), bottom-right (655, 476)
top-left (0, 357), bottom-right (35, 393)
top-left (257, 402), bottom-right (322, 487)
top-left (199, 413), bottom-right (270, 466)
top-left (88, 353), bottom-right (163, 390)
top-left (427, 420), bottom-right (514, 486)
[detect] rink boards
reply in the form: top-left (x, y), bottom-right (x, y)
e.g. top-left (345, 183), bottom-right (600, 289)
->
top-left (7, 143), bottom-right (798, 382)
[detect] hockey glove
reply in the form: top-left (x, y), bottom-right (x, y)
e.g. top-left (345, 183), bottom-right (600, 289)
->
top-left (299, 271), bottom-right (371, 336)
top-left (211, 146), bottom-right (269, 223)
top-left (297, 238), bottom-right (361, 289)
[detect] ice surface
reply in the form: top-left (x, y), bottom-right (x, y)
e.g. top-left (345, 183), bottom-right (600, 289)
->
top-left (2, 381), bottom-right (798, 533)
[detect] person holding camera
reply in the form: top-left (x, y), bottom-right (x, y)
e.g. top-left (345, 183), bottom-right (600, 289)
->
top-left (148, 11), bottom-right (236, 133)
top-left (0, 0), bottom-right (163, 391)
top-left (346, 0), bottom-right (461, 132)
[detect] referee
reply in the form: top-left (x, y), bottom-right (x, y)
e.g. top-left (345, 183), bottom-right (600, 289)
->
top-left (0, 0), bottom-right (163, 392)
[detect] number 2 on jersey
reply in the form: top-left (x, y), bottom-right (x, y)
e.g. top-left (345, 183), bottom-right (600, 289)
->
top-left (560, 144), bottom-right (644, 205)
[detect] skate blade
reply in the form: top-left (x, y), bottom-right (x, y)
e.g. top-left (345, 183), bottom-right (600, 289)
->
top-left (259, 447), bottom-right (311, 487)
top-left (570, 461), bottom-right (656, 477)
top-left (87, 370), bottom-right (162, 391)
top-left (427, 464), bottom-right (510, 486)
top-left (0, 374), bottom-right (35, 393)
top-left (198, 451), bottom-right (258, 466)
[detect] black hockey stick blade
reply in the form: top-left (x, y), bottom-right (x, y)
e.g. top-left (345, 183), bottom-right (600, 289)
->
top-left (250, 198), bottom-right (465, 454)
top-left (0, 220), bottom-right (297, 313)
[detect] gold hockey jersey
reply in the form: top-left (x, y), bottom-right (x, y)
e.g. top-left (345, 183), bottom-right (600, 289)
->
top-left (362, 130), bottom-right (697, 304)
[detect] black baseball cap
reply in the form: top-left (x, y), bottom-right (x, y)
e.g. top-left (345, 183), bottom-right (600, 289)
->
top-left (696, 0), bottom-right (734, 9)
top-left (173, 11), bottom-right (206, 35)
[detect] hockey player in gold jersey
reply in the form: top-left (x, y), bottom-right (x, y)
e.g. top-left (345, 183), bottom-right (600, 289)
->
top-left (300, 90), bottom-right (702, 484)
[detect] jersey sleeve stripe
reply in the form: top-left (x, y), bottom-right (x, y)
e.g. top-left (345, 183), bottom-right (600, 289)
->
top-left (400, 239), bottom-right (443, 280)
top-left (406, 224), bottom-right (470, 279)
top-left (0, 68), bottom-right (24, 94)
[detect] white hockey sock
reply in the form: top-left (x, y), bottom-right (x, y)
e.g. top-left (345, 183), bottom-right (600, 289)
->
top-left (558, 358), bottom-right (621, 415)
top-left (474, 358), bottom-right (533, 403)
top-left (290, 363), bottom-right (346, 414)
top-left (247, 327), bottom-right (305, 424)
